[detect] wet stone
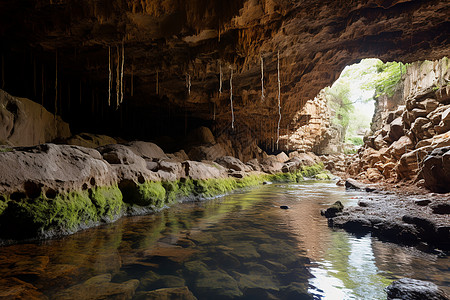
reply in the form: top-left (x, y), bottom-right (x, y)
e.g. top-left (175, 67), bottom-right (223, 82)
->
top-left (134, 286), bottom-right (198, 300)
top-left (193, 269), bottom-right (242, 299)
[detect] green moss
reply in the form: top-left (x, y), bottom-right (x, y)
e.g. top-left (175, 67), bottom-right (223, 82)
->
top-left (0, 185), bottom-right (123, 239)
top-left (314, 172), bottom-right (332, 180)
top-left (299, 163), bottom-right (325, 178)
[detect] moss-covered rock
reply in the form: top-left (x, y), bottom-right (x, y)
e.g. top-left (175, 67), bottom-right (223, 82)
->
top-left (314, 172), bottom-right (332, 180)
top-left (0, 185), bottom-right (123, 240)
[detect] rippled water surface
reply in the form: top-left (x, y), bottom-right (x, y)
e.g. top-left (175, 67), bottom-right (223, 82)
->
top-left (1, 181), bottom-right (448, 299)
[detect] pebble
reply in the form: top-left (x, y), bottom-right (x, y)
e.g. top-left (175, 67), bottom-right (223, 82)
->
top-left (280, 205), bottom-right (289, 209)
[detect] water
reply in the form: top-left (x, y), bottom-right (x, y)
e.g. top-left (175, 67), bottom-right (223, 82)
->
top-left (0, 181), bottom-right (448, 299)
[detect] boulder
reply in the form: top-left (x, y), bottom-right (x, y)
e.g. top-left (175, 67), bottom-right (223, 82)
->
top-left (246, 159), bottom-right (262, 171)
top-left (0, 144), bottom-right (115, 195)
top-left (435, 107), bottom-right (450, 134)
top-left (182, 161), bottom-right (227, 180)
top-left (260, 156), bottom-right (283, 174)
top-left (185, 126), bottom-right (215, 147)
top-left (215, 156), bottom-right (249, 172)
top-left (428, 105), bottom-right (450, 125)
top-left (0, 89), bottom-right (71, 146)
top-left (188, 144), bottom-right (227, 161)
top-left (388, 136), bottom-right (414, 159)
top-left (345, 178), bottom-right (375, 192)
top-left (411, 117), bottom-right (431, 140)
top-left (275, 152), bottom-right (289, 163)
top-left (167, 150), bottom-right (189, 162)
top-left (127, 141), bottom-right (168, 160)
top-left (66, 133), bottom-right (117, 148)
top-left (385, 278), bottom-right (448, 300)
top-left (366, 167), bottom-right (384, 182)
top-left (321, 201), bottom-right (344, 218)
top-left (436, 86), bottom-right (450, 103)
top-left (421, 146), bottom-right (450, 193)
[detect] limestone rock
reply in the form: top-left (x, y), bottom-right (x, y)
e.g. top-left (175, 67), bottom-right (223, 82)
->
top-left (366, 167), bottom-right (384, 182)
top-left (411, 117), bottom-right (432, 140)
top-left (66, 133), bottom-right (117, 148)
top-left (260, 156), bottom-right (283, 174)
top-left (275, 152), bottom-right (289, 163)
top-left (388, 136), bottom-right (413, 159)
top-left (421, 147), bottom-right (450, 193)
top-left (185, 127), bottom-right (215, 147)
top-left (435, 107), bottom-right (450, 134)
top-left (215, 156), bottom-right (249, 172)
top-left (0, 90), bottom-right (70, 146)
top-left (182, 161), bottom-right (227, 180)
top-left (167, 150), bottom-right (189, 162)
top-left (127, 141), bottom-right (168, 160)
top-left (422, 98), bottom-right (440, 113)
top-left (187, 144), bottom-right (226, 161)
top-left (0, 144), bottom-right (115, 195)
top-left (385, 278), bottom-right (448, 300)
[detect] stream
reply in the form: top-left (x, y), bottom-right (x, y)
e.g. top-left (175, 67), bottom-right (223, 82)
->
top-left (0, 181), bottom-right (448, 299)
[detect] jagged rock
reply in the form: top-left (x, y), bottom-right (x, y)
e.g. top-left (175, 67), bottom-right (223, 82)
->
top-left (53, 274), bottom-right (139, 300)
top-left (428, 105), bottom-right (450, 125)
top-left (421, 146), bottom-right (450, 193)
top-left (388, 136), bottom-right (413, 159)
top-left (411, 108), bottom-right (429, 119)
top-left (436, 86), bottom-right (450, 103)
top-left (435, 107), bottom-right (450, 134)
top-left (66, 133), bottom-right (117, 148)
top-left (366, 167), bottom-right (384, 182)
top-left (385, 278), bottom-right (448, 300)
top-left (0, 90), bottom-right (71, 146)
top-left (422, 98), bottom-right (440, 113)
top-left (134, 287), bottom-right (197, 300)
top-left (411, 117), bottom-right (431, 140)
top-left (275, 152), bottom-right (289, 163)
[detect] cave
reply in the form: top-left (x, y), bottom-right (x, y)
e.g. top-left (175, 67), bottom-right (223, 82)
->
top-left (0, 1), bottom-right (449, 299)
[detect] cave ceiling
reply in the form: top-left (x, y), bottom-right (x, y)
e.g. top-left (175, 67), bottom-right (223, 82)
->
top-left (0, 0), bottom-right (448, 145)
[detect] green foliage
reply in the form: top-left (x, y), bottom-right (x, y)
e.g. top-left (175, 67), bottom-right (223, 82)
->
top-left (369, 61), bottom-right (406, 97)
top-left (347, 136), bottom-right (363, 146)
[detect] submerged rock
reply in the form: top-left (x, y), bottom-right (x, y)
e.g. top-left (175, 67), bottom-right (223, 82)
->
top-left (385, 278), bottom-right (448, 300)
top-left (134, 286), bottom-right (197, 300)
top-left (53, 274), bottom-right (139, 300)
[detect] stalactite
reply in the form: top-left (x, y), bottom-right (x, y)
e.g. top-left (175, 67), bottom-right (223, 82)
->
top-left (120, 41), bottom-right (125, 104)
top-left (219, 63), bottom-right (223, 94)
top-left (260, 55), bottom-right (264, 102)
top-left (108, 46), bottom-right (111, 106)
top-left (230, 66), bottom-right (234, 130)
top-left (276, 51), bottom-right (282, 150)
top-left (55, 50), bottom-right (58, 116)
top-left (156, 70), bottom-right (159, 95)
top-left (116, 46), bottom-right (120, 108)
top-left (186, 73), bottom-right (191, 95)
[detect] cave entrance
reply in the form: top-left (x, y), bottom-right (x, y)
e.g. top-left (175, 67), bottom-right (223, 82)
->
top-left (319, 58), bottom-right (406, 154)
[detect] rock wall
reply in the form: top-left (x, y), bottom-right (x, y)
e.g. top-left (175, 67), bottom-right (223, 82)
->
top-left (348, 57), bottom-right (450, 192)
top-left (0, 90), bottom-right (71, 147)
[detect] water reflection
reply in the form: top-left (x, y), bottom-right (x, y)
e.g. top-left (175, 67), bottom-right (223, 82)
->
top-left (0, 181), bottom-right (448, 299)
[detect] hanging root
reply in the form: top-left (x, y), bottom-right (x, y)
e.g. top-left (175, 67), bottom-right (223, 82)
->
top-left (230, 66), bottom-right (234, 130)
top-left (116, 45), bottom-right (120, 108)
top-left (120, 40), bottom-right (124, 104)
top-left (186, 73), bottom-right (191, 95)
top-left (276, 51), bottom-right (281, 150)
top-left (219, 62), bottom-right (223, 94)
top-left (261, 55), bottom-right (264, 102)
top-left (55, 50), bottom-right (58, 116)
top-left (108, 46), bottom-right (111, 106)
